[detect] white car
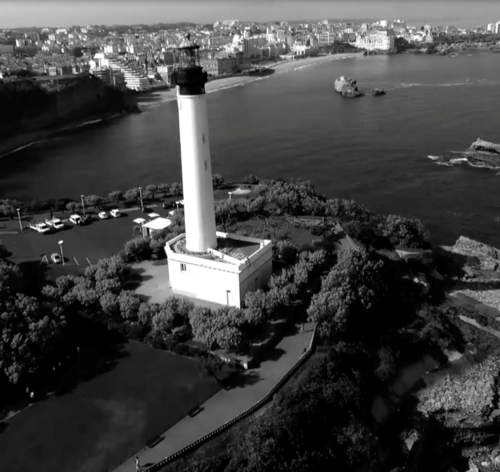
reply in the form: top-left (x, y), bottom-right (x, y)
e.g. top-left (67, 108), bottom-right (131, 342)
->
top-left (98, 211), bottom-right (109, 220)
top-left (69, 214), bottom-right (83, 225)
top-left (110, 209), bottom-right (121, 218)
top-left (51, 253), bottom-right (62, 264)
top-left (29, 222), bottom-right (51, 234)
top-left (45, 218), bottom-right (65, 230)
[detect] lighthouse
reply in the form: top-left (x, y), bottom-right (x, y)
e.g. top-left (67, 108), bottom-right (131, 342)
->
top-left (165, 35), bottom-right (273, 308)
top-left (172, 35), bottom-right (217, 253)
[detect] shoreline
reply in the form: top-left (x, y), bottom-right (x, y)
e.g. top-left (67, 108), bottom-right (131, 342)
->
top-left (1, 52), bottom-right (364, 157)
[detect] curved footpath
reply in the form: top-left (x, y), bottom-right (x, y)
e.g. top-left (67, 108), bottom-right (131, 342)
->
top-left (112, 321), bottom-right (315, 472)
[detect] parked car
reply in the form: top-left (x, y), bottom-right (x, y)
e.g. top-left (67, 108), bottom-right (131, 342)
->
top-left (29, 222), bottom-right (51, 234)
top-left (69, 214), bottom-right (83, 225)
top-left (51, 253), bottom-right (62, 264)
top-left (45, 217), bottom-right (65, 230)
top-left (110, 209), bottom-right (121, 218)
top-left (161, 200), bottom-right (170, 209)
top-left (98, 211), bottom-right (109, 220)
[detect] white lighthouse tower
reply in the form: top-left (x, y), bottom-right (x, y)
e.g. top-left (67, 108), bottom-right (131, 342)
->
top-left (173, 35), bottom-right (217, 252)
top-left (165, 35), bottom-right (273, 308)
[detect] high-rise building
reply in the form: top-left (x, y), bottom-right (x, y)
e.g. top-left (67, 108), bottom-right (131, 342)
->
top-left (166, 36), bottom-right (272, 308)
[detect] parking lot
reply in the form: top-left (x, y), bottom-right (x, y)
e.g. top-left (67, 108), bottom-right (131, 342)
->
top-left (1, 206), bottom-right (171, 276)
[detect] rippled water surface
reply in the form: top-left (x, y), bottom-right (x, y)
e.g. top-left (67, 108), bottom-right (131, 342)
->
top-left (1, 52), bottom-right (500, 246)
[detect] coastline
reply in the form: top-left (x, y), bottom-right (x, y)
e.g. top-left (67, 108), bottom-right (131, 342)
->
top-left (0, 52), bottom-right (364, 158)
top-left (205, 52), bottom-right (364, 93)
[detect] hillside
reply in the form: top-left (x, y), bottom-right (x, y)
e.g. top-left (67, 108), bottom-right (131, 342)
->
top-left (0, 74), bottom-right (136, 155)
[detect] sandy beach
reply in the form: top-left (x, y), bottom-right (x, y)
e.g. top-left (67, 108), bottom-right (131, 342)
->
top-left (206, 52), bottom-right (364, 92)
top-left (141, 52), bottom-right (364, 105)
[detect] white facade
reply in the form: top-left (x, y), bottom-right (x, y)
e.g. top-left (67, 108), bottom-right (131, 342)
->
top-left (106, 55), bottom-right (150, 91)
top-left (176, 92), bottom-right (217, 252)
top-left (166, 233), bottom-right (273, 307)
top-left (355, 31), bottom-right (395, 51)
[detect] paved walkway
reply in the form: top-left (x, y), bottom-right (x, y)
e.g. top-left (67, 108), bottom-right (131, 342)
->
top-left (113, 321), bottom-right (314, 472)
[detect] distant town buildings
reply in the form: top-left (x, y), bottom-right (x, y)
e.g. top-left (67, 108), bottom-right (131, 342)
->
top-left (0, 17), bottom-right (498, 85)
top-left (355, 30), bottom-right (395, 51)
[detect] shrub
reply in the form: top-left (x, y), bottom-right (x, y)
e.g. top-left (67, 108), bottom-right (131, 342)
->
top-left (243, 174), bottom-right (260, 184)
top-left (212, 174), bottom-right (224, 189)
top-left (273, 240), bottom-right (298, 265)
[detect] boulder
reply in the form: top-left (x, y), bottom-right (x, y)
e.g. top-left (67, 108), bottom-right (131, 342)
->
top-left (334, 76), bottom-right (364, 98)
top-left (373, 88), bottom-right (386, 96)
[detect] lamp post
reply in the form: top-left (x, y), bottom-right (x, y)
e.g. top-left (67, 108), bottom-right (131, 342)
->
top-left (80, 195), bottom-right (86, 217)
top-left (16, 208), bottom-right (22, 231)
top-left (139, 187), bottom-right (144, 211)
top-left (58, 240), bottom-right (65, 267)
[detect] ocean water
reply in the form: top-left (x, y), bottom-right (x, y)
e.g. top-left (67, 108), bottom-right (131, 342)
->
top-left (1, 52), bottom-right (500, 247)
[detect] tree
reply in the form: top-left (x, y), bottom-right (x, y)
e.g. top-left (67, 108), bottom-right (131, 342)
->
top-left (243, 175), bottom-right (260, 184)
top-left (0, 243), bottom-right (9, 260)
top-left (157, 183), bottom-right (170, 197)
top-left (246, 196), bottom-right (267, 216)
top-left (85, 255), bottom-right (127, 283)
top-left (243, 289), bottom-right (268, 327)
top-left (0, 294), bottom-right (66, 384)
top-left (170, 182), bottom-right (183, 196)
top-left (381, 215), bottom-right (428, 249)
top-left (0, 260), bottom-right (24, 303)
top-left (72, 46), bottom-right (84, 57)
top-left (124, 188), bottom-right (140, 203)
top-left (215, 199), bottom-right (235, 232)
top-left (212, 174), bottom-right (224, 189)
top-left (0, 202), bottom-right (15, 218)
top-left (273, 240), bottom-right (298, 265)
top-left (118, 291), bottom-right (141, 321)
top-left (84, 195), bottom-right (104, 209)
top-left (151, 307), bottom-right (176, 334)
top-left (124, 237), bottom-right (152, 262)
top-left (66, 201), bottom-right (77, 212)
top-left (108, 190), bottom-right (123, 203)
top-left (307, 248), bottom-right (387, 337)
top-left (145, 184), bottom-right (158, 197)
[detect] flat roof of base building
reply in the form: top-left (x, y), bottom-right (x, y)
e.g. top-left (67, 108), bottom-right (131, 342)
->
top-left (170, 233), bottom-right (267, 265)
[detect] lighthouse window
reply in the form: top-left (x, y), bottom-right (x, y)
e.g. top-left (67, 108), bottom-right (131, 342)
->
top-left (205, 161), bottom-right (208, 170)
top-left (202, 134), bottom-right (206, 143)
top-left (180, 263), bottom-right (187, 272)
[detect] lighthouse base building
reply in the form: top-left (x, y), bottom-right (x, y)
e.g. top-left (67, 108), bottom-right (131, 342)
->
top-left (165, 35), bottom-right (272, 308)
top-left (166, 232), bottom-right (272, 307)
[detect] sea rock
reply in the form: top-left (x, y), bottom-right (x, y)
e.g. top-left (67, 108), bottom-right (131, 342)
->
top-left (334, 76), bottom-right (364, 98)
top-left (372, 88), bottom-right (386, 96)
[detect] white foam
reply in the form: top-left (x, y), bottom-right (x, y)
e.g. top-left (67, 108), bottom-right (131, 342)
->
top-left (449, 157), bottom-right (468, 164)
top-left (427, 155), bottom-right (440, 161)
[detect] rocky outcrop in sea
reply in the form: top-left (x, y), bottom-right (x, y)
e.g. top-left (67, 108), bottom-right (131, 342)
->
top-left (334, 76), bottom-right (364, 98)
top-left (427, 138), bottom-right (500, 169)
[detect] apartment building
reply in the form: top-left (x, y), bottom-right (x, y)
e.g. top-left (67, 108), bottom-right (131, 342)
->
top-left (243, 36), bottom-right (267, 59)
top-left (355, 30), bottom-right (395, 51)
top-left (201, 57), bottom-right (237, 76)
top-left (105, 54), bottom-right (151, 91)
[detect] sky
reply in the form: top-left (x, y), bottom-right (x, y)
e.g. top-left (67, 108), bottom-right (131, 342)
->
top-left (1, 0), bottom-right (498, 29)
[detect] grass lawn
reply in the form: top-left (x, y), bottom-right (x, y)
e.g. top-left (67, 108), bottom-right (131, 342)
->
top-left (0, 341), bottom-right (220, 472)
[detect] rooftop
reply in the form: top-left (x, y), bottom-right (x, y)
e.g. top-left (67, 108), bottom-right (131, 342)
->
top-left (172, 234), bottom-right (262, 265)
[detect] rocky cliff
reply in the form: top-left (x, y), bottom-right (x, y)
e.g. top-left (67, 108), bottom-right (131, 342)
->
top-left (0, 74), bottom-right (136, 156)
